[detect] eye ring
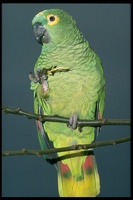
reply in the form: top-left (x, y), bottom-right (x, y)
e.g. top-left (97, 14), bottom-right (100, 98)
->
top-left (47, 14), bottom-right (60, 26)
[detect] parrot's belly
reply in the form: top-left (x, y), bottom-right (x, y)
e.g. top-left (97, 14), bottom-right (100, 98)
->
top-left (40, 71), bottom-right (98, 119)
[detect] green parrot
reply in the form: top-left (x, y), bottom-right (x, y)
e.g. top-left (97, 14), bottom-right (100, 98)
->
top-left (29, 8), bottom-right (105, 197)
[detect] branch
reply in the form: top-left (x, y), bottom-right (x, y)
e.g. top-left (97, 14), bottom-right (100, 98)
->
top-left (2, 105), bottom-right (131, 127)
top-left (2, 105), bottom-right (131, 157)
top-left (2, 136), bottom-right (130, 157)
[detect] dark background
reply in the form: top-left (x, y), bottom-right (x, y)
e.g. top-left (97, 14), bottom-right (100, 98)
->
top-left (2, 3), bottom-right (131, 197)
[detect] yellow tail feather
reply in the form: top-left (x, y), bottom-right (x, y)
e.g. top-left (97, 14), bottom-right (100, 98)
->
top-left (57, 153), bottom-right (100, 197)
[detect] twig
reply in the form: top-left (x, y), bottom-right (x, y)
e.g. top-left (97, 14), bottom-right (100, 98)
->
top-left (2, 135), bottom-right (131, 157)
top-left (2, 105), bottom-right (131, 127)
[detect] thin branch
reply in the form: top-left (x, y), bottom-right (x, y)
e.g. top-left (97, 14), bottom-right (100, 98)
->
top-left (2, 135), bottom-right (130, 157)
top-left (2, 105), bottom-right (131, 157)
top-left (2, 105), bottom-right (131, 127)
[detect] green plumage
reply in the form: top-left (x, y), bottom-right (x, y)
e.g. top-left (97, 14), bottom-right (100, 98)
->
top-left (30, 8), bottom-right (105, 197)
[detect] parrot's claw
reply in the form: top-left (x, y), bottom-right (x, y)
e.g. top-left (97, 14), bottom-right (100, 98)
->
top-left (67, 114), bottom-right (79, 129)
top-left (29, 68), bottom-right (48, 84)
top-left (29, 68), bottom-right (49, 92)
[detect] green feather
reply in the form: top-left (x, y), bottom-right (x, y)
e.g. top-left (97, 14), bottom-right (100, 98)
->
top-left (31, 8), bottom-right (105, 197)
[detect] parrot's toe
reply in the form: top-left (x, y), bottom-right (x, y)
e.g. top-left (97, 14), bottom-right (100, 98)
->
top-left (67, 113), bottom-right (79, 129)
top-left (29, 71), bottom-right (38, 82)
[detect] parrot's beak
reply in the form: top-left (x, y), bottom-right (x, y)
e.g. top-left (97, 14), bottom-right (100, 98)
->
top-left (33, 22), bottom-right (50, 44)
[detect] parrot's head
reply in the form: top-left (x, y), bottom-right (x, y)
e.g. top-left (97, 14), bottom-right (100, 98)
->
top-left (32, 9), bottom-right (83, 45)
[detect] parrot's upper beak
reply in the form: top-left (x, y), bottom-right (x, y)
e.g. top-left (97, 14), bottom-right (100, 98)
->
top-left (33, 22), bottom-right (50, 44)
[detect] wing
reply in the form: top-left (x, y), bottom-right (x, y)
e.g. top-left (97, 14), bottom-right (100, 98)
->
top-left (94, 77), bottom-right (105, 138)
top-left (34, 91), bottom-right (58, 165)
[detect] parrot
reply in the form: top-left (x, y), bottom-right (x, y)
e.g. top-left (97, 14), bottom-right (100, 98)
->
top-left (29, 8), bottom-right (105, 197)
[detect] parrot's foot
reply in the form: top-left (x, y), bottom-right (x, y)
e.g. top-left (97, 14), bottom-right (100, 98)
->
top-left (69, 114), bottom-right (78, 129)
top-left (67, 114), bottom-right (82, 132)
top-left (29, 68), bottom-right (48, 83)
top-left (29, 68), bottom-right (49, 92)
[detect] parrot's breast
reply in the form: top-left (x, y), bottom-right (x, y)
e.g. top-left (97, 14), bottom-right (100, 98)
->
top-left (40, 69), bottom-right (101, 119)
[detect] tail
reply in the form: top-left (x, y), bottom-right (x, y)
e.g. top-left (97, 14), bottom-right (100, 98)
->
top-left (57, 150), bottom-right (100, 197)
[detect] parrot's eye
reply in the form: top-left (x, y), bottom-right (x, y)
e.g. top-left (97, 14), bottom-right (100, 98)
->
top-left (49, 16), bottom-right (55, 21)
top-left (47, 14), bottom-right (60, 26)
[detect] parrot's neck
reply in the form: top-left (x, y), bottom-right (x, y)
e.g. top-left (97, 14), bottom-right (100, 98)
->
top-left (38, 38), bottom-right (94, 72)
top-left (42, 34), bottom-right (87, 51)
